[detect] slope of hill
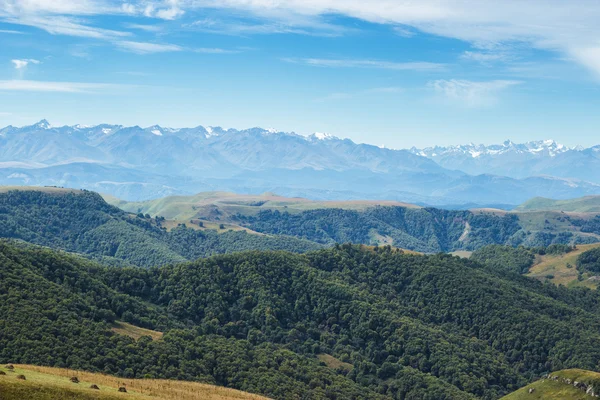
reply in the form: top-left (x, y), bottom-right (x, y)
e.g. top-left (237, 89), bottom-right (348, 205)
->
top-left (500, 369), bottom-right (600, 399)
top-left (2, 240), bottom-right (600, 399)
top-left (0, 364), bottom-right (269, 400)
top-left (517, 196), bottom-right (600, 213)
top-left (1, 121), bottom-right (600, 205)
top-left (0, 188), bottom-right (321, 267)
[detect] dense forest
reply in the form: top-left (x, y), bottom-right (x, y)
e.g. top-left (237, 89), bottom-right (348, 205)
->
top-left (237, 207), bottom-right (597, 253)
top-left (471, 244), bottom-right (574, 274)
top-left (0, 190), bottom-right (321, 267)
top-left (2, 240), bottom-right (600, 399)
top-left (578, 247), bottom-right (600, 273)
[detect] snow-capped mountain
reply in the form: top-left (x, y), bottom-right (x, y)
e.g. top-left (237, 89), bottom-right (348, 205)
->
top-left (411, 139), bottom-right (600, 183)
top-left (0, 120), bottom-right (599, 205)
top-left (412, 139), bottom-right (571, 159)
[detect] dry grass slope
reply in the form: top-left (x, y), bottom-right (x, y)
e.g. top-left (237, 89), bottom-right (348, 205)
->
top-left (0, 365), bottom-right (270, 400)
top-left (527, 243), bottom-right (600, 289)
top-left (110, 321), bottom-right (163, 341)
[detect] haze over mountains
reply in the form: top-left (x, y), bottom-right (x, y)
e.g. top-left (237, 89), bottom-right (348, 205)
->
top-left (1, 120), bottom-right (599, 206)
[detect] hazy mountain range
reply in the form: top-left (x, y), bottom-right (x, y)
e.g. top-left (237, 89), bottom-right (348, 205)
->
top-left (1, 120), bottom-right (599, 206)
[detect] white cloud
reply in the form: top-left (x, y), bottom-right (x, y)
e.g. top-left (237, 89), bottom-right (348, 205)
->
top-left (194, 47), bottom-right (240, 54)
top-left (125, 23), bottom-right (163, 32)
top-left (174, 0), bottom-right (600, 77)
top-left (115, 41), bottom-right (183, 54)
top-left (11, 59), bottom-right (40, 69)
top-left (283, 57), bottom-right (445, 71)
top-left (461, 51), bottom-right (513, 65)
top-left (429, 79), bottom-right (521, 107)
top-left (0, 29), bottom-right (24, 34)
top-left (2, 15), bottom-right (130, 39)
top-left (0, 80), bottom-right (126, 93)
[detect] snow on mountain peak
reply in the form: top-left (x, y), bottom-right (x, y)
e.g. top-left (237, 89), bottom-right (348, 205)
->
top-left (309, 132), bottom-right (338, 141)
top-left (413, 139), bottom-right (571, 159)
top-left (34, 119), bottom-right (52, 129)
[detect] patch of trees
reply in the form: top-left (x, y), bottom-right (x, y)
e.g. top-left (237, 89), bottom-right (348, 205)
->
top-left (577, 247), bottom-right (600, 274)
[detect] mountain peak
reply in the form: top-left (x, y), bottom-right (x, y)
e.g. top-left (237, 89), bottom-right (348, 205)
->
top-left (308, 132), bottom-right (338, 141)
top-left (34, 119), bottom-right (52, 129)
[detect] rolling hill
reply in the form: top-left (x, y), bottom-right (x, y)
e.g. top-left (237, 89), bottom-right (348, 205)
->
top-left (516, 196), bottom-right (600, 213)
top-left (2, 239), bottom-right (600, 399)
top-left (0, 187), bottom-right (321, 267)
top-left (0, 364), bottom-right (268, 400)
top-left (107, 191), bottom-right (600, 253)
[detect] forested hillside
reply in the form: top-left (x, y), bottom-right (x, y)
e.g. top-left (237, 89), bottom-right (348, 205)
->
top-left (2, 241), bottom-right (600, 399)
top-left (237, 207), bottom-right (599, 253)
top-left (0, 189), bottom-right (321, 267)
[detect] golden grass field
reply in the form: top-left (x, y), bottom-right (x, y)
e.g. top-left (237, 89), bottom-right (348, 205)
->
top-left (110, 321), bottom-right (164, 341)
top-left (501, 369), bottom-right (600, 400)
top-left (0, 364), bottom-right (269, 400)
top-left (527, 243), bottom-right (600, 289)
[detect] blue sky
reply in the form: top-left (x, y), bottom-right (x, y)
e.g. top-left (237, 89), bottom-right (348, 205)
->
top-left (1, 0), bottom-right (600, 148)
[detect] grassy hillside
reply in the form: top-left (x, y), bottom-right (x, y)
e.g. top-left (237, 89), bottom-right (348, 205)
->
top-left (0, 188), bottom-right (321, 267)
top-left (105, 191), bottom-right (420, 221)
top-left (501, 369), bottom-right (600, 399)
top-left (517, 196), bottom-right (600, 213)
top-left (528, 243), bottom-right (600, 289)
top-left (0, 364), bottom-right (269, 400)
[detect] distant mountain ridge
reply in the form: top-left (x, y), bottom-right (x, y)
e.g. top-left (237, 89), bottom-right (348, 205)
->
top-left (1, 120), bottom-right (599, 204)
top-left (411, 139), bottom-right (600, 183)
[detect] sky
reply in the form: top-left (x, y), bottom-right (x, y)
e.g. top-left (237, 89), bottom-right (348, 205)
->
top-left (1, 0), bottom-right (600, 149)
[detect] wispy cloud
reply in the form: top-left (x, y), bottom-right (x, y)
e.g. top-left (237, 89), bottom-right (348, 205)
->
top-left (0, 80), bottom-right (127, 93)
top-left (124, 23), bottom-right (163, 32)
top-left (11, 59), bottom-right (40, 69)
top-left (0, 29), bottom-right (25, 34)
top-left (429, 79), bottom-right (521, 107)
top-left (174, 1), bottom-right (600, 78)
top-left (194, 47), bottom-right (240, 54)
top-left (115, 41), bottom-right (183, 54)
top-left (283, 57), bottom-right (445, 71)
top-left (316, 86), bottom-right (403, 102)
top-left (461, 51), bottom-right (514, 65)
top-left (2, 15), bottom-right (130, 39)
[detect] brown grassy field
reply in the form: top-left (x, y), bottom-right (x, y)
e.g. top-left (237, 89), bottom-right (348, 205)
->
top-left (110, 321), bottom-right (164, 341)
top-left (0, 364), bottom-right (270, 400)
top-left (527, 243), bottom-right (600, 289)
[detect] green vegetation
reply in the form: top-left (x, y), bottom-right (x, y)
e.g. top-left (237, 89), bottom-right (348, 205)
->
top-left (3, 241), bottom-right (600, 399)
top-left (238, 207), bottom-right (598, 253)
top-left (501, 369), bottom-right (600, 399)
top-left (0, 189), bottom-right (321, 267)
top-left (516, 196), bottom-right (600, 213)
top-left (577, 247), bottom-right (600, 274)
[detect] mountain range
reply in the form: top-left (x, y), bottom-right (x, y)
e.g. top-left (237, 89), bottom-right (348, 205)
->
top-left (1, 120), bottom-right (599, 205)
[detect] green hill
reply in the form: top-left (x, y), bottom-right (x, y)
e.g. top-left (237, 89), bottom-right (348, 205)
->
top-left (0, 188), bottom-right (321, 267)
top-left (516, 196), bottom-right (600, 213)
top-left (501, 369), bottom-right (600, 399)
top-left (107, 191), bottom-right (600, 253)
top-left (3, 240), bottom-right (600, 399)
